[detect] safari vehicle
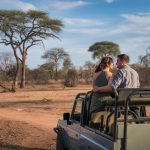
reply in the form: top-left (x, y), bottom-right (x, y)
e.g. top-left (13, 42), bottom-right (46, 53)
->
top-left (54, 88), bottom-right (150, 150)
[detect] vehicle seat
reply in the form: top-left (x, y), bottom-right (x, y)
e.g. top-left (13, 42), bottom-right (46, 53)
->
top-left (89, 111), bottom-right (111, 131)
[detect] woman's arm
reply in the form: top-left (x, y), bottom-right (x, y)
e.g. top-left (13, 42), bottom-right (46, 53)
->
top-left (106, 72), bottom-right (113, 86)
top-left (93, 72), bottom-right (113, 92)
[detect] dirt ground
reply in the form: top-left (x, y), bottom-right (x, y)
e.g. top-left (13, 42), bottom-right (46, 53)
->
top-left (0, 84), bottom-right (90, 150)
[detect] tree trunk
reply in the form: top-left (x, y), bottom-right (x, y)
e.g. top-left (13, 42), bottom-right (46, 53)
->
top-left (12, 49), bottom-right (20, 92)
top-left (55, 65), bottom-right (58, 81)
top-left (20, 52), bottom-right (26, 88)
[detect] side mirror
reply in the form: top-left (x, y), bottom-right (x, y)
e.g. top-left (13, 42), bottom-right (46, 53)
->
top-left (63, 113), bottom-right (71, 125)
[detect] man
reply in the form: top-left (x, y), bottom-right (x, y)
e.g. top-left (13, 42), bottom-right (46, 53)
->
top-left (93, 54), bottom-right (140, 92)
top-left (93, 54), bottom-right (140, 116)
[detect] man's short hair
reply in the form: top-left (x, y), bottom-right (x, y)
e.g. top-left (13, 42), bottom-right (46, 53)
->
top-left (117, 54), bottom-right (130, 63)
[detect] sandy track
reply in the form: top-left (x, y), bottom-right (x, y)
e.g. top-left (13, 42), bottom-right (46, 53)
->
top-left (0, 85), bottom-right (90, 150)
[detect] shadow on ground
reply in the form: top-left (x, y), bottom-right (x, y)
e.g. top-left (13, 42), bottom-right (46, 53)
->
top-left (0, 100), bottom-right (52, 108)
top-left (0, 119), bottom-right (53, 150)
top-left (0, 144), bottom-right (48, 150)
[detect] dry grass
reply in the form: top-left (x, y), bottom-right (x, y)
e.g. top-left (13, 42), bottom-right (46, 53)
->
top-left (0, 84), bottom-right (91, 150)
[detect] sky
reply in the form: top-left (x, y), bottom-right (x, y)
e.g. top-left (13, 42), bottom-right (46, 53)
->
top-left (0, 0), bottom-right (150, 68)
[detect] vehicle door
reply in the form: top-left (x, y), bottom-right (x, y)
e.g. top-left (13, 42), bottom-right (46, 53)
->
top-left (79, 126), bottom-right (114, 150)
top-left (66, 98), bottom-right (83, 150)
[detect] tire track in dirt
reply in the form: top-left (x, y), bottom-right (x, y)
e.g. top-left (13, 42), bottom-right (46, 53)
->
top-left (0, 119), bottom-right (54, 150)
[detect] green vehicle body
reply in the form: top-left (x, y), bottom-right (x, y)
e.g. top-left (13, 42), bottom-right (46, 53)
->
top-left (54, 88), bottom-right (150, 150)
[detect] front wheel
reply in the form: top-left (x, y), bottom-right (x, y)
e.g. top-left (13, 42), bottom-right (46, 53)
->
top-left (56, 134), bottom-right (66, 150)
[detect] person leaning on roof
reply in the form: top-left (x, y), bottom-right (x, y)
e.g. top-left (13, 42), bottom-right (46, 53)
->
top-left (93, 54), bottom-right (140, 115)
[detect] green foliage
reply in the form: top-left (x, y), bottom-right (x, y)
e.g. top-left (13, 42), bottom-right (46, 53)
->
top-left (63, 57), bottom-right (72, 69)
top-left (40, 62), bottom-right (55, 79)
top-left (131, 64), bottom-right (150, 87)
top-left (26, 68), bottom-right (50, 84)
top-left (88, 41), bottom-right (121, 59)
top-left (62, 57), bottom-right (72, 77)
top-left (0, 52), bottom-right (15, 82)
top-left (83, 61), bottom-right (95, 83)
top-left (64, 68), bottom-right (78, 87)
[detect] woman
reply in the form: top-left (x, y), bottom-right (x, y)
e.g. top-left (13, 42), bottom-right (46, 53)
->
top-left (90, 56), bottom-right (114, 116)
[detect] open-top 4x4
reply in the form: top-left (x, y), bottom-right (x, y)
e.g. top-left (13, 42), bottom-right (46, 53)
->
top-left (54, 88), bottom-right (150, 150)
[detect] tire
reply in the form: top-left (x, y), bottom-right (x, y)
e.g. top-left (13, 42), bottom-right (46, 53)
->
top-left (56, 134), bottom-right (66, 150)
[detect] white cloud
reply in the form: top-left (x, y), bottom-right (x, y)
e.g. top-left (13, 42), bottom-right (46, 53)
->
top-left (121, 13), bottom-right (150, 25)
top-left (122, 36), bottom-right (150, 47)
top-left (0, 0), bottom-right (37, 11)
top-left (49, 0), bottom-right (90, 10)
top-left (64, 24), bottom-right (129, 37)
top-left (63, 18), bottom-right (105, 27)
top-left (61, 12), bottom-right (150, 65)
top-left (65, 13), bottom-right (150, 37)
top-left (117, 36), bottom-right (150, 63)
top-left (105, 25), bottom-right (129, 36)
top-left (67, 28), bottom-right (105, 36)
top-left (104, 0), bottom-right (115, 4)
top-left (16, 1), bottom-right (37, 11)
top-left (120, 13), bottom-right (150, 35)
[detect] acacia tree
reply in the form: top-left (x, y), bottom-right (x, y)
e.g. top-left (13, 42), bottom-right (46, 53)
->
top-left (40, 62), bottom-right (55, 79)
top-left (139, 47), bottom-right (150, 67)
top-left (88, 41), bottom-right (121, 59)
top-left (0, 52), bottom-right (15, 91)
top-left (63, 57), bottom-right (72, 70)
top-left (42, 48), bottom-right (69, 81)
top-left (0, 52), bottom-right (14, 71)
top-left (0, 10), bottom-right (63, 89)
top-left (62, 57), bottom-right (72, 76)
top-left (83, 61), bottom-right (95, 83)
top-left (64, 68), bottom-right (78, 87)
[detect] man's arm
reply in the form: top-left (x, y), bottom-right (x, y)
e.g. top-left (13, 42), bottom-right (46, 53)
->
top-left (111, 70), bottom-right (123, 89)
